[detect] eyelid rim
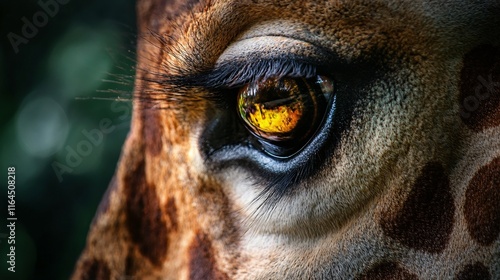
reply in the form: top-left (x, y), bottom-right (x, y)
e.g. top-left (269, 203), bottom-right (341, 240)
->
top-left (195, 58), bottom-right (319, 89)
top-left (215, 35), bottom-right (336, 65)
top-left (163, 57), bottom-right (326, 90)
top-left (210, 35), bottom-right (337, 87)
top-left (160, 35), bottom-right (339, 90)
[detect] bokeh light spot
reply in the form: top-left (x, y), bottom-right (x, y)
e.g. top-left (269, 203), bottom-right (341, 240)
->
top-left (16, 95), bottom-right (69, 158)
top-left (48, 24), bottom-right (118, 97)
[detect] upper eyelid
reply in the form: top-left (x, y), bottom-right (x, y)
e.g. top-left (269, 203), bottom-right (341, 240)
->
top-left (164, 56), bottom-right (334, 91)
top-left (194, 58), bottom-right (319, 89)
top-left (159, 58), bottom-right (318, 90)
top-left (161, 36), bottom-right (340, 90)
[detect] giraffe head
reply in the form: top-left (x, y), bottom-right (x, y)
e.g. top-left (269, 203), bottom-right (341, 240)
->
top-left (73, 0), bottom-right (500, 279)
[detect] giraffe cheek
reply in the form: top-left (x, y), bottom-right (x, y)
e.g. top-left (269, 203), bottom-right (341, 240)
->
top-left (379, 162), bottom-right (455, 253)
top-left (464, 156), bottom-right (500, 246)
top-left (79, 258), bottom-right (111, 280)
top-left (142, 108), bottom-right (163, 157)
top-left (455, 262), bottom-right (491, 280)
top-left (459, 45), bottom-right (500, 131)
top-left (188, 232), bottom-right (228, 280)
top-left (124, 160), bottom-right (169, 267)
top-left (357, 261), bottom-right (418, 280)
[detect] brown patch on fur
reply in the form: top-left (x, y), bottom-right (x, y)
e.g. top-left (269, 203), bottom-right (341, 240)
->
top-left (188, 232), bottom-right (227, 280)
top-left (357, 261), bottom-right (418, 280)
top-left (79, 258), bottom-right (111, 280)
top-left (137, 0), bottom-right (203, 32)
top-left (142, 108), bottom-right (163, 156)
top-left (455, 262), bottom-right (491, 280)
top-left (91, 176), bottom-right (116, 227)
top-left (464, 156), bottom-right (500, 246)
top-left (165, 197), bottom-right (179, 231)
top-left (124, 160), bottom-right (168, 267)
top-left (124, 249), bottom-right (139, 277)
top-left (164, 0), bottom-right (204, 20)
top-left (380, 162), bottom-right (454, 253)
top-left (459, 45), bottom-right (500, 131)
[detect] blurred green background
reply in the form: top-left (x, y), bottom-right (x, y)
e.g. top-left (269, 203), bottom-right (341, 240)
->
top-left (1, 0), bottom-right (136, 279)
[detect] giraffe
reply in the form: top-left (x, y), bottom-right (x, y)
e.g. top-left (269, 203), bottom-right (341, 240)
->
top-left (72, 0), bottom-right (500, 279)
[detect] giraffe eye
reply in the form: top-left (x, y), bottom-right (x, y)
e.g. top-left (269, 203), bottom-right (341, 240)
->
top-left (237, 75), bottom-right (334, 157)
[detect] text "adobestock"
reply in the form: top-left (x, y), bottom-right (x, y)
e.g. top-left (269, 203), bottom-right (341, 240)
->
top-left (7, 0), bottom-right (71, 54)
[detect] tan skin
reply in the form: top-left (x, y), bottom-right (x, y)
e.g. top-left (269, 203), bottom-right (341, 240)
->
top-left (73, 0), bottom-right (500, 279)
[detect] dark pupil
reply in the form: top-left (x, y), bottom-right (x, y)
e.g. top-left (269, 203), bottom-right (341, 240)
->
top-left (237, 77), bottom-right (321, 144)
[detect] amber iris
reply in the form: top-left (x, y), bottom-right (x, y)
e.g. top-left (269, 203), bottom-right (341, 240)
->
top-left (237, 75), bottom-right (334, 146)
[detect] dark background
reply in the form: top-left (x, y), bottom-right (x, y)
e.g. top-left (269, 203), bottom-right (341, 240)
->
top-left (1, 0), bottom-right (137, 279)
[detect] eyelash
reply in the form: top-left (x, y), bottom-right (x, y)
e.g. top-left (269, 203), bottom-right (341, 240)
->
top-left (160, 58), bottom-right (321, 90)
top-left (138, 58), bottom-right (336, 206)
